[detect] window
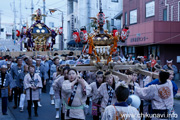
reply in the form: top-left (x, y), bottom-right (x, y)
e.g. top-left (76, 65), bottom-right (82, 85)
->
top-left (178, 1), bottom-right (180, 21)
top-left (1, 28), bottom-right (4, 32)
top-left (171, 6), bottom-right (173, 21)
top-left (130, 9), bottom-right (137, 24)
top-left (111, 19), bottom-right (114, 26)
top-left (163, 8), bottom-right (167, 21)
top-left (49, 22), bottom-right (54, 28)
top-left (111, 0), bottom-right (118, 2)
top-left (146, 1), bottom-right (155, 18)
top-left (125, 12), bottom-right (127, 25)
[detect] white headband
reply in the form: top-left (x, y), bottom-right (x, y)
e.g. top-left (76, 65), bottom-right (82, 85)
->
top-left (167, 60), bottom-right (173, 63)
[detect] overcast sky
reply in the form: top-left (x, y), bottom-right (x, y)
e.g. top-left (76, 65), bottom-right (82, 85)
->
top-left (0, 0), bottom-right (67, 27)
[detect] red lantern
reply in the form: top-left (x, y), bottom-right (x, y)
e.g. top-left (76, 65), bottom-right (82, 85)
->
top-left (97, 12), bottom-right (105, 26)
top-left (16, 30), bottom-right (20, 37)
top-left (80, 29), bottom-right (88, 43)
top-left (112, 29), bottom-right (118, 37)
top-left (120, 27), bottom-right (129, 42)
top-left (59, 27), bottom-right (63, 35)
top-left (73, 31), bottom-right (80, 43)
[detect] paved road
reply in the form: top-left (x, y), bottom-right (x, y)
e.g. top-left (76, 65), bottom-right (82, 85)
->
top-left (5, 80), bottom-right (180, 120)
top-left (8, 85), bottom-right (93, 120)
top-left (0, 39), bottom-right (20, 52)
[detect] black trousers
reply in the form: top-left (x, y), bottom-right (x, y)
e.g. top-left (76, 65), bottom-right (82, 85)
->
top-left (13, 87), bottom-right (21, 107)
top-left (2, 97), bottom-right (8, 114)
top-left (27, 100), bottom-right (38, 117)
top-left (42, 78), bottom-right (46, 93)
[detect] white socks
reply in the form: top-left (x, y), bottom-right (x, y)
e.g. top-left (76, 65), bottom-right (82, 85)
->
top-left (55, 111), bottom-right (60, 119)
top-left (51, 100), bottom-right (55, 105)
top-left (38, 101), bottom-right (42, 107)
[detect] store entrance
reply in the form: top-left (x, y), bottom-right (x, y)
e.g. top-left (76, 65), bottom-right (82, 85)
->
top-left (135, 46), bottom-right (145, 56)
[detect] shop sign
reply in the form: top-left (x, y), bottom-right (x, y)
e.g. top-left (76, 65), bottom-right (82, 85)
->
top-left (130, 37), bottom-right (148, 43)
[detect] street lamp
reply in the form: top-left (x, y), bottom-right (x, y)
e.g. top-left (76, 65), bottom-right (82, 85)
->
top-left (49, 8), bottom-right (64, 50)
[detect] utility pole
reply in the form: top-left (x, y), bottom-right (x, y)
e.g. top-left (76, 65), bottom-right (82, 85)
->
top-left (31, 0), bottom-right (34, 25)
top-left (43, 0), bottom-right (46, 23)
top-left (13, 0), bottom-right (16, 42)
top-left (19, 0), bottom-right (22, 31)
top-left (0, 11), bottom-right (1, 40)
top-left (20, 0), bottom-right (22, 51)
top-left (61, 12), bottom-right (64, 50)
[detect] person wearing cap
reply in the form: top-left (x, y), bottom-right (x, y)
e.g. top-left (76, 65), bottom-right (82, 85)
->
top-left (163, 59), bottom-right (178, 74)
top-left (10, 57), bottom-right (24, 109)
top-left (0, 65), bottom-right (16, 115)
top-left (49, 57), bottom-right (60, 105)
top-left (35, 58), bottom-right (48, 107)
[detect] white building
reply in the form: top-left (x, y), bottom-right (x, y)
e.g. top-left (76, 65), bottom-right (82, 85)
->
top-left (0, 23), bottom-right (14, 40)
top-left (66, 0), bottom-right (123, 42)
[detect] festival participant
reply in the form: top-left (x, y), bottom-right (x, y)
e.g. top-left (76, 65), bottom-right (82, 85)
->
top-left (52, 66), bottom-right (63, 119)
top-left (146, 70), bottom-right (178, 97)
top-left (96, 71), bottom-right (120, 115)
top-left (24, 65), bottom-right (42, 119)
top-left (41, 55), bottom-right (49, 93)
top-left (60, 66), bottom-right (70, 120)
top-left (135, 71), bottom-right (174, 120)
top-left (11, 57), bottom-right (24, 109)
top-left (0, 65), bottom-right (16, 115)
top-left (7, 61), bottom-right (13, 102)
top-left (6, 61), bottom-right (12, 74)
top-left (163, 59), bottom-right (178, 74)
top-left (149, 54), bottom-right (156, 68)
top-left (127, 70), bottom-right (140, 94)
top-left (18, 64), bottom-right (29, 112)
top-left (61, 68), bottom-right (91, 120)
top-left (34, 58), bottom-right (48, 107)
top-left (89, 70), bottom-right (105, 120)
top-left (49, 57), bottom-right (60, 105)
top-left (102, 84), bottom-right (140, 120)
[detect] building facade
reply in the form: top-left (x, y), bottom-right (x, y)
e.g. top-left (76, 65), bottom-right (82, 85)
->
top-left (0, 23), bottom-right (13, 40)
top-left (122, 0), bottom-right (180, 69)
top-left (66, 0), bottom-right (123, 43)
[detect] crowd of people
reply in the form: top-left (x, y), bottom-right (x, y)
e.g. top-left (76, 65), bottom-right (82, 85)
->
top-left (0, 51), bottom-right (179, 120)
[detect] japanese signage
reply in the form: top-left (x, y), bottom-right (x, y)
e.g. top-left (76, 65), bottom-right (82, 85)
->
top-left (146, 1), bottom-right (155, 18)
top-left (71, 14), bottom-right (74, 35)
top-left (130, 37), bottom-right (148, 43)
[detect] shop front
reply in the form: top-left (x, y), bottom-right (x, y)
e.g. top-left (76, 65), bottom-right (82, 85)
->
top-left (122, 21), bottom-right (180, 68)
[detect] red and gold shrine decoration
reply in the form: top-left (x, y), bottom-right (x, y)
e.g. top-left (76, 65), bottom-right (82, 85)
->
top-left (80, 27), bottom-right (88, 43)
top-left (112, 27), bottom-right (119, 52)
top-left (112, 27), bottom-right (119, 37)
top-left (120, 26), bottom-right (130, 42)
top-left (73, 30), bottom-right (80, 43)
top-left (97, 12), bottom-right (105, 26)
top-left (59, 27), bottom-right (63, 35)
top-left (16, 30), bottom-right (20, 37)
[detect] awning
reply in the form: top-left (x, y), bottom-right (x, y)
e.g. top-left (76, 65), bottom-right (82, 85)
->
top-left (67, 40), bottom-right (83, 47)
top-left (113, 10), bottom-right (123, 19)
